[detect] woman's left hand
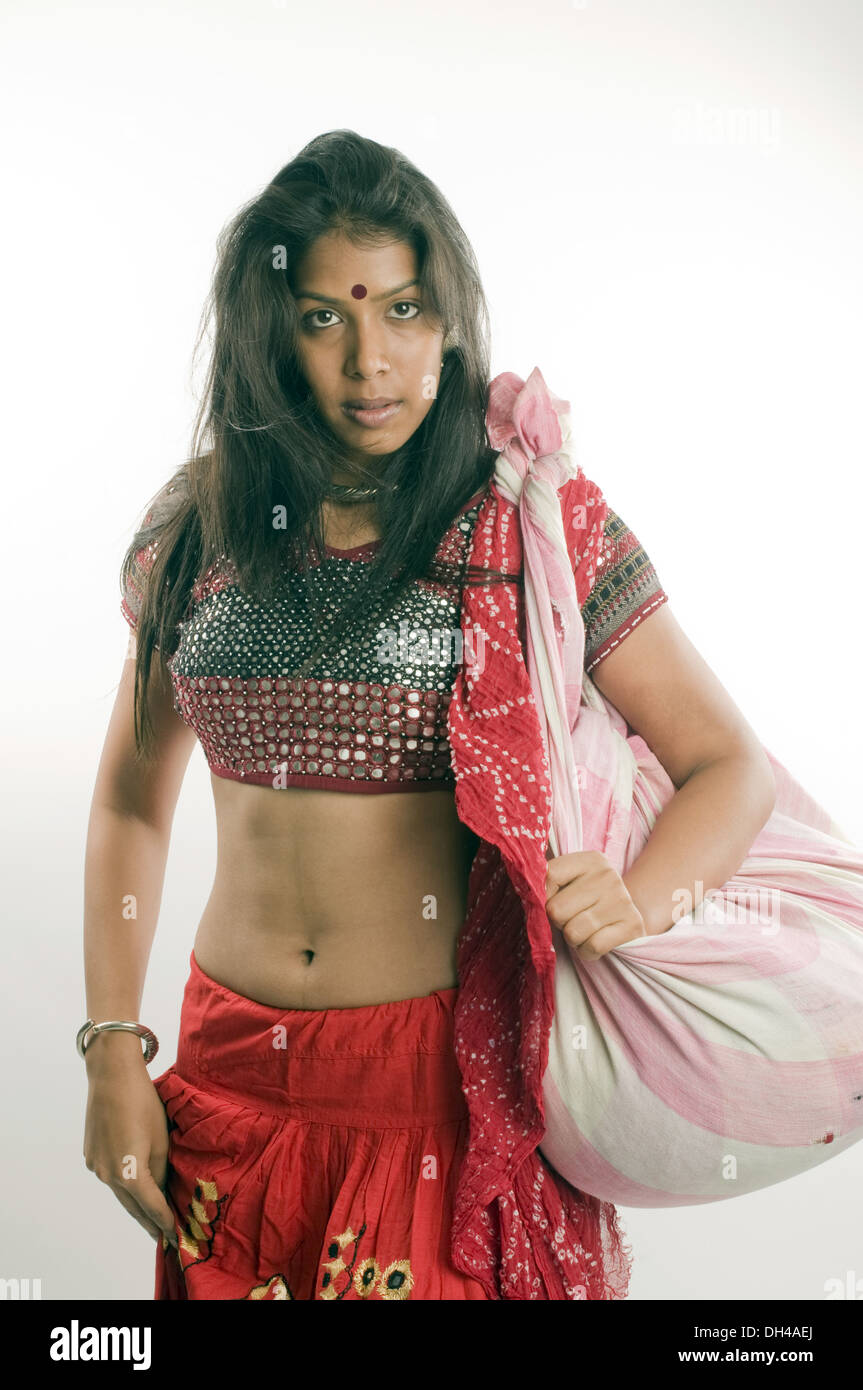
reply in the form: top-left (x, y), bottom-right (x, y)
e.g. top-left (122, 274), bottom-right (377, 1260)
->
top-left (545, 850), bottom-right (648, 960)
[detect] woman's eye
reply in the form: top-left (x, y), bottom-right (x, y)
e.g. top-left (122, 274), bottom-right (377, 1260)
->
top-left (305, 309), bottom-right (340, 329)
top-left (389, 301), bottom-right (421, 319)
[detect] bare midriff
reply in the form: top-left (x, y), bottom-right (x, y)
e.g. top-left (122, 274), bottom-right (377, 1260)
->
top-left (193, 778), bottom-right (480, 1010)
top-left (190, 500), bottom-right (481, 1010)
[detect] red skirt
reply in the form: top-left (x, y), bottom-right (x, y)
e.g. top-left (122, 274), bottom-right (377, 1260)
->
top-left (153, 951), bottom-right (493, 1300)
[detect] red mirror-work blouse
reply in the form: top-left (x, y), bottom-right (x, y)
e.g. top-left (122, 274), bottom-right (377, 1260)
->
top-left (121, 478), bottom-right (667, 793)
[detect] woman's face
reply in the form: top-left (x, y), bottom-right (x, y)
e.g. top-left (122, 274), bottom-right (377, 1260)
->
top-left (292, 231), bottom-right (445, 473)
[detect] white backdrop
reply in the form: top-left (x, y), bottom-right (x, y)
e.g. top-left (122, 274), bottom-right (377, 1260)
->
top-left (2, 0), bottom-right (861, 1301)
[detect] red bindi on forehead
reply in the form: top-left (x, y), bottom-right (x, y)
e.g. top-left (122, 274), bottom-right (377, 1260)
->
top-left (350, 284), bottom-right (367, 299)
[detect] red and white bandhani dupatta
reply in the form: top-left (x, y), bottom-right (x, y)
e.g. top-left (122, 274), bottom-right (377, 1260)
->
top-left (490, 366), bottom-right (863, 1208)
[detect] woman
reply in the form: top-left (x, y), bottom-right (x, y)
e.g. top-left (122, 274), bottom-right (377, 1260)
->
top-left (82, 130), bottom-right (777, 1301)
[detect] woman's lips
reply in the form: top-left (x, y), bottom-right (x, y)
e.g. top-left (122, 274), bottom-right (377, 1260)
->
top-left (341, 401), bottom-right (402, 428)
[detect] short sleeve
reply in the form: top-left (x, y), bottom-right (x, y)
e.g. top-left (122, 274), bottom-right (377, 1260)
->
top-left (120, 475), bottom-right (187, 634)
top-left (580, 508), bottom-right (668, 673)
top-left (120, 537), bottom-right (159, 633)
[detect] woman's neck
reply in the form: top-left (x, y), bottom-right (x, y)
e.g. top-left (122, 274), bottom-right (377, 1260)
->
top-left (321, 497), bottom-right (383, 549)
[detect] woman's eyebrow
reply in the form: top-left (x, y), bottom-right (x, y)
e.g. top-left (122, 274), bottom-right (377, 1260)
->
top-left (294, 279), bottom-right (420, 305)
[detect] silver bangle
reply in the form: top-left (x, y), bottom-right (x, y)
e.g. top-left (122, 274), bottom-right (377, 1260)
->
top-left (76, 1018), bottom-right (159, 1065)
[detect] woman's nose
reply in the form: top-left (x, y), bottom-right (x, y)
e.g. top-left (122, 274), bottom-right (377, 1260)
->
top-left (346, 330), bottom-right (390, 376)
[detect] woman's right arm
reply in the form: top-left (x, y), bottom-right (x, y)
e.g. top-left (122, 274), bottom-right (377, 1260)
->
top-left (82, 634), bottom-right (197, 1248)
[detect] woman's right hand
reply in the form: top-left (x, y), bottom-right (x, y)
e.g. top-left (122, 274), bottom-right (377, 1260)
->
top-left (83, 1035), bottom-right (179, 1249)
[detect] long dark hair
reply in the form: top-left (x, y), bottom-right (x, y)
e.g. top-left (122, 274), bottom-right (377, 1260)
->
top-left (122, 129), bottom-right (519, 757)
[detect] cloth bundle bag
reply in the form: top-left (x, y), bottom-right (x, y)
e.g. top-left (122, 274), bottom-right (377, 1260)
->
top-left (492, 368), bottom-right (863, 1208)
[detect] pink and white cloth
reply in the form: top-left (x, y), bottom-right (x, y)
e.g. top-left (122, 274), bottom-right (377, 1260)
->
top-left (491, 367), bottom-right (863, 1208)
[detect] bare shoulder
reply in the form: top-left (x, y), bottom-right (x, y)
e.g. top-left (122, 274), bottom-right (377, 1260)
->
top-left (590, 603), bottom-right (773, 792)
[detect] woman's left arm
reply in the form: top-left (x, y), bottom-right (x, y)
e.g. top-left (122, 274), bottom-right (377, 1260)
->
top-left (545, 604), bottom-right (777, 956)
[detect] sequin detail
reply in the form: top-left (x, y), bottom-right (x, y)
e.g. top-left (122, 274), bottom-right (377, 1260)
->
top-left (131, 494), bottom-right (486, 792)
top-left (120, 485), bottom-right (667, 793)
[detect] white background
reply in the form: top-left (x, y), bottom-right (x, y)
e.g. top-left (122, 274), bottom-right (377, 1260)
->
top-left (2, 0), bottom-right (861, 1301)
